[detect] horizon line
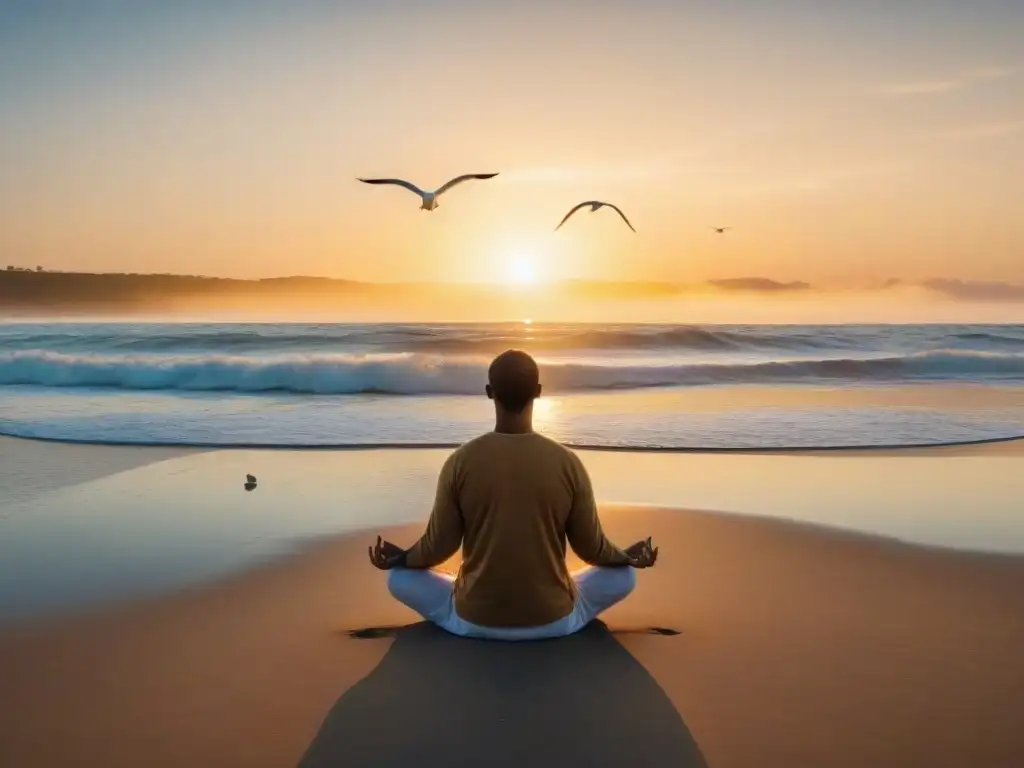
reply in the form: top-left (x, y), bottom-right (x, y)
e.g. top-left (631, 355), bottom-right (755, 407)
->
top-left (0, 267), bottom-right (998, 291)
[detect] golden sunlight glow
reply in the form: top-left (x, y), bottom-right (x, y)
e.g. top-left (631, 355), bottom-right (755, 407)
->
top-left (531, 395), bottom-right (558, 433)
top-left (505, 253), bottom-right (538, 285)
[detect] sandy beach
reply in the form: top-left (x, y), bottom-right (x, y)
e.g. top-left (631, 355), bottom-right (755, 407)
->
top-left (1, 437), bottom-right (1023, 767)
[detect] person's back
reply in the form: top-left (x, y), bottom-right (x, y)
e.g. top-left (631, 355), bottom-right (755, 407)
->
top-left (409, 431), bottom-right (630, 627)
top-left (369, 349), bottom-right (658, 640)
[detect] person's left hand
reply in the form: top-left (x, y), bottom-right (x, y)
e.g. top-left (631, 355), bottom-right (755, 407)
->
top-left (368, 535), bottom-right (406, 570)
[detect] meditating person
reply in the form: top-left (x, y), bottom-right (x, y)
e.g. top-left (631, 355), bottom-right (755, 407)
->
top-left (368, 349), bottom-right (658, 640)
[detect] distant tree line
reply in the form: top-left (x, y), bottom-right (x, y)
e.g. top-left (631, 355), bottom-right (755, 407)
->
top-left (0, 269), bottom-right (373, 310)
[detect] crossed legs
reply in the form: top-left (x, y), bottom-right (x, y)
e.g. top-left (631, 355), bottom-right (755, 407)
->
top-left (386, 566), bottom-right (636, 640)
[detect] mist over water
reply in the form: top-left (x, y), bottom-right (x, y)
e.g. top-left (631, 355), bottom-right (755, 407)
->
top-left (2, 322), bottom-right (1024, 449)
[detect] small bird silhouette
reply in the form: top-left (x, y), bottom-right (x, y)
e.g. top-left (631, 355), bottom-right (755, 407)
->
top-left (357, 173), bottom-right (499, 211)
top-left (555, 201), bottom-right (636, 233)
top-left (244, 474), bottom-right (257, 492)
top-left (712, 226), bottom-right (731, 234)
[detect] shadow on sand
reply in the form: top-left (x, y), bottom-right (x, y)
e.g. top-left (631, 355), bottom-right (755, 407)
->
top-left (299, 621), bottom-right (707, 767)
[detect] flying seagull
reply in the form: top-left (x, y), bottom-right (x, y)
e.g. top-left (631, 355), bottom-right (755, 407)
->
top-left (712, 226), bottom-right (731, 234)
top-left (555, 201), bottom-right (636, 233)
top-left (244, 473), bottom-right (257, 492)
top-left (357, 173), bottom-right (499, 210)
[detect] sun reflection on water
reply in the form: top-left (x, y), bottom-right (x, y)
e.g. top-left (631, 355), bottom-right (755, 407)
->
top-left (532, 395), bottom-right (560, 433)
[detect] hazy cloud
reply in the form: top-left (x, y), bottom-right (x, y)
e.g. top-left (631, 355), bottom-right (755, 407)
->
top-left (871, 66), bottom-right (1016, 96)
top-left (923, 279), bottom-right (1024, 302)
top-left (709, 278), bottom-right (811, 293)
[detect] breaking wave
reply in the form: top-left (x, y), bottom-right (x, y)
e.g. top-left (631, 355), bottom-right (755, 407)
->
top-left (3, 349), bottom-right (1024, 394)
top-left (0, 324), bottom-right (868, 354)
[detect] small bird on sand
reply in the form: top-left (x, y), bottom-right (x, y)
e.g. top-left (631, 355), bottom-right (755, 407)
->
top-left (357, 173), bottom-right (499, 210)
top-left (712, 226), bottom-right (731, 234)
top-left (555, 201), bottom-right (636, 233)
top-left (244, 474), bottom-right (257, 492)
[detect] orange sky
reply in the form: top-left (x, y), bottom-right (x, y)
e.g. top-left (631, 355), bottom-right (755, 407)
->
top-left (1, 3), bottom-right (1022, 294)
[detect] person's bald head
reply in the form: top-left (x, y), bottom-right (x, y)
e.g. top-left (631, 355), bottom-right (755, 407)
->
top-left (486, 349), bottom-right (541, 414)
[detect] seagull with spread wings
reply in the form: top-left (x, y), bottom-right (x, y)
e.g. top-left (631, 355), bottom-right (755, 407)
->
top-left (357, 173), bottom-right (499, 210)
top-left (712, 226), bottom-right (731, 234)
top-left (554, 201), bottom-right (636, 233)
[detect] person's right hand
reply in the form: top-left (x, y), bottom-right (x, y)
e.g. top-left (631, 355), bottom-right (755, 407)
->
top-left (623, 536), bottom-right (658, 568)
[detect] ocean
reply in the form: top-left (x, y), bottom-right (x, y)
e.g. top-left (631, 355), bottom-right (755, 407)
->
top-left (3, 322), bottom-right (1024, 449)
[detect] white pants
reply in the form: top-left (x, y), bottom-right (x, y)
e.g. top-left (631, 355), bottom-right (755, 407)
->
top-left (386, 566), bottom-right (637, 641)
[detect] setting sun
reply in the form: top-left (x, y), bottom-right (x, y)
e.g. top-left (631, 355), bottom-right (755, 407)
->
top-left (505, 254), bottom-right (537, 285)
